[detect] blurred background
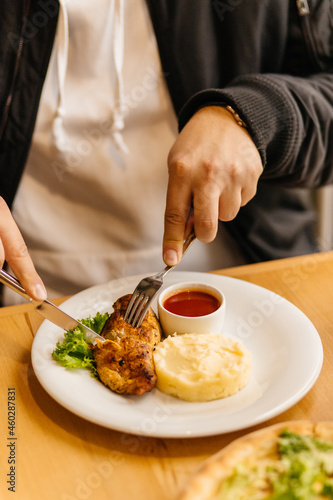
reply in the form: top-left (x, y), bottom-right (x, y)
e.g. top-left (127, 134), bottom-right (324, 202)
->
top-left (317, 185), bottom-right (333, 251)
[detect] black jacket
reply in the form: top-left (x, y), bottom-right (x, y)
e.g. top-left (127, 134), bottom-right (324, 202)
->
top-left (1, 0), bottom-right (333, 261)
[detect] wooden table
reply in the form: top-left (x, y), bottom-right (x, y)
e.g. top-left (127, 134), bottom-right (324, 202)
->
top-left (1, 251), bottom-right (333, 500)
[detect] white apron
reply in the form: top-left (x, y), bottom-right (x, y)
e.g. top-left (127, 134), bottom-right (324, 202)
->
top-left (5, 0), bottom-right (246, 305)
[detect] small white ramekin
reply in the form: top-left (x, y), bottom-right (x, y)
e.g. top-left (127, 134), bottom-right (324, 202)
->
top-left (157, 281), bottom-right (226, 337)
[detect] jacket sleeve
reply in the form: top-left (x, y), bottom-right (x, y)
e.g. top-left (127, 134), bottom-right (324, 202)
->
top-left (178, 72), bottom-right (333, 188)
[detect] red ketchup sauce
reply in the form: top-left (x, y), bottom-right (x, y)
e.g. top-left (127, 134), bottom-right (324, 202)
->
top-left (163, 290), bottom-right (220, 317)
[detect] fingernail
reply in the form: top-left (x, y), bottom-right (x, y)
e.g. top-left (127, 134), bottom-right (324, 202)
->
top-left (164, 249), bottom-right (178, 266)
top-left (34, 283), bottom-right (47, 301)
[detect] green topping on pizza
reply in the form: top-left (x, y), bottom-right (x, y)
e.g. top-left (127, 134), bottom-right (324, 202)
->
top-left (217, 430), bottom-right (333, 500)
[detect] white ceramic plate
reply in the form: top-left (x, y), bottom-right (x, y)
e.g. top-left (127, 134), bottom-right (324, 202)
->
top-left (31, 271), bottom-right (323, 438)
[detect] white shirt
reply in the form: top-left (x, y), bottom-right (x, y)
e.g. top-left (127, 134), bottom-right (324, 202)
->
top-left (5, 0), bottom-right (246, 305)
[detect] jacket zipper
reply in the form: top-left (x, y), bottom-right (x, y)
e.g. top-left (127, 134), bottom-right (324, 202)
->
top-left (296, 0), bottom-right (328, 71)
top-left (296, 0), bottom-right (310, 16)
top-left (0, 0), bottom-right (31, 142)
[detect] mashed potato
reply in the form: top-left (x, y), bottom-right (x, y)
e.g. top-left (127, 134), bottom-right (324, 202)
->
top-left (153, 333), bottom-right (252, 402)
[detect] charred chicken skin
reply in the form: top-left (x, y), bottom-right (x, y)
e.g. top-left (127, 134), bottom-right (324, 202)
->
top-left (93, 294), bottom-right (162, 395)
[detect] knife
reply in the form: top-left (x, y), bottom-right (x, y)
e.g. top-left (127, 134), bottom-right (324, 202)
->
top-left (0, 269), bottom-right (105, 343)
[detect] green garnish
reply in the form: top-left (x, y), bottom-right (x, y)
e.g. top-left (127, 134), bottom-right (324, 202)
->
top-left (52, 312), bottom-right (110, 377)
top-left (217, 429), bottom-right (333, 500)
top-left (268, 430), bottom-right (333, 499)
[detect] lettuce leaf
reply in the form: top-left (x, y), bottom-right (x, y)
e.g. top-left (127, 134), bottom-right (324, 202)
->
top-left (52, 312), bottom-right (110, 377)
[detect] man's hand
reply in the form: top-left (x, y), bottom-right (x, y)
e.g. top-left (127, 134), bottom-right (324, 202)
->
top-left (163, 106), bottom-right (263, 266)
top-left (0, 197), bottom-right (47, 301)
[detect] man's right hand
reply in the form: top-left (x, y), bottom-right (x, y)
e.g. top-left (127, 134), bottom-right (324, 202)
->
top-left (0, 197), bottom-right (47, 301)
top-left (163, 106), bottom-right (263, 266)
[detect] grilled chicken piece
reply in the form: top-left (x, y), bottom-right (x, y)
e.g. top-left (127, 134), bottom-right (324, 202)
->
top-left (93, 294), bottom-right (162, 395)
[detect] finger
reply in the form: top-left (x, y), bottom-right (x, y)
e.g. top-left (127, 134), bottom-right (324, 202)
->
top-left (0, 198), bottom-right (47, 301)
top-left (219, 191), bottom-right (242, 222)
top-left (239, 163), bottom-right (261, 207)
top-left (163, 166), bottom-right (193, 266)
top-left (192, 182), bottom-right (220, 242)
top-left (217, 157), bottom-right (260, 221)
top-left (218, 166), bottom-right (259, 218)
top-left (0, 237), bottom-right (5, 269)
top-left (240, 182), bottom-right (258, 207)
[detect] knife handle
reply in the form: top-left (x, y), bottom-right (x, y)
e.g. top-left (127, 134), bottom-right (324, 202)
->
top-left (0, 269), bottom-right (31, 301)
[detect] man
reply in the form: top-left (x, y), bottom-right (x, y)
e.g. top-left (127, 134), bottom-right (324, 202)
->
top-left (0, 0), bottom-right (332, 303)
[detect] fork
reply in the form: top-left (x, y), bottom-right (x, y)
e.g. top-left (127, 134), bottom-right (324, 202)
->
top-left (123, 230), bottom-right (196, 328)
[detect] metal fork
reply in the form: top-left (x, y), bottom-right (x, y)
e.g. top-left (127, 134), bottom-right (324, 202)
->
top-left (123, 230), bottom-right (196, 328)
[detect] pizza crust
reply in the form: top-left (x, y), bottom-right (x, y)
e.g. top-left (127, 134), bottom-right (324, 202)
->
top-left (177, 421), bottom-right (333, 500)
